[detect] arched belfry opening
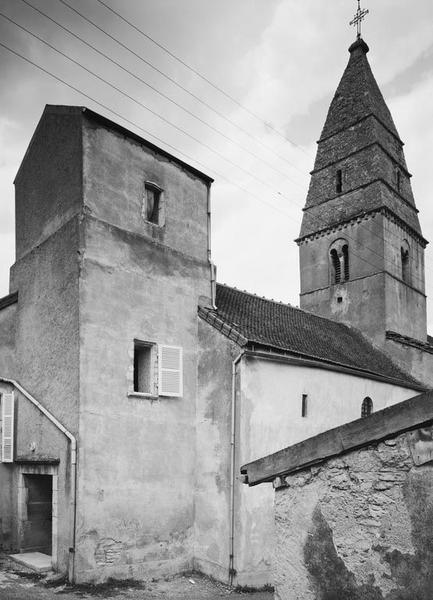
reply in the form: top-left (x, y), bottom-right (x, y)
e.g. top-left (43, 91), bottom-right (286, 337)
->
top-left (329, 240), bottom-right (349, 285)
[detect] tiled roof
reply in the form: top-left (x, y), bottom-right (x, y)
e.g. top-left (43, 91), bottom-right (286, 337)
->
top-left (387, 331), bottom-right (433, 356)
top-left (199, 284), bottom-right (423, 390)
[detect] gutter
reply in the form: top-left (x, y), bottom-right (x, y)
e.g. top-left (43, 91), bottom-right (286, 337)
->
top-left (0, 377), bottom-right (77, 583)
top-left (229, 351), bottom-right (244, 586)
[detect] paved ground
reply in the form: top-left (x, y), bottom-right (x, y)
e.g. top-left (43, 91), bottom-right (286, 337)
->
top-left (0, 556), bottom-right (274, 600)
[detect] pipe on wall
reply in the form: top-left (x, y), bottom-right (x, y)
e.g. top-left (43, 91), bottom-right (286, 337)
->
top-left (0, 377), bottom-right (77, 583)
top-left (229, 352), bottom-right (244, 586)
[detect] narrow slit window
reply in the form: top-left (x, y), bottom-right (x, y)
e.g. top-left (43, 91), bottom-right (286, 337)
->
top-left (342, 244), bottom-right (349, 281)
top-left (330, 249), bottom-right (341, 284)
top-left (401, 245), bottom-right (409, 283)
top-left (336, 169), bottom-right (343, 193)
top-left (396, 170), bottom-right (401, 192)
top-left (301, 394), bottom-right (308, 418)
top-left (361, 397), bottom-right (373, 418)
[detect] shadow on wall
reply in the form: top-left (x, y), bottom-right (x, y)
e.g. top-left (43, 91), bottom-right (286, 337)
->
top-left (304, 470), bottom-right (433, 600)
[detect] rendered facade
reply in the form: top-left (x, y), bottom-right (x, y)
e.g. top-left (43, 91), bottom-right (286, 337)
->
top-left (0, 36), bottom-right (432, 588)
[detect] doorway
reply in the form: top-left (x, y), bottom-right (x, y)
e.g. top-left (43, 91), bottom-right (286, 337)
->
top-left (22, 474), bottom-right (52, 555)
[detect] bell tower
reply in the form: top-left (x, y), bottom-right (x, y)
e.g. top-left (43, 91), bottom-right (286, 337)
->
top-left (297, 37), bottom-right (428, 348)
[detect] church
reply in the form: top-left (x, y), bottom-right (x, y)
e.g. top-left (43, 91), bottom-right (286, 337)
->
top-left (0, 23), bottom-right (432, 591)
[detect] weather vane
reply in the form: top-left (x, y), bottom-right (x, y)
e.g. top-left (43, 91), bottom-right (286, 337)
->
top-left (350, 0), bottom-right (369, 39)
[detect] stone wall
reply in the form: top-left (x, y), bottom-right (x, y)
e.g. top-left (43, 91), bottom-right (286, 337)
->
top-left (273, 426), bottom-right (433, 599)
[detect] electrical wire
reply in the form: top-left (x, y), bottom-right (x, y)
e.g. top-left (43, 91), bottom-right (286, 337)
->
top-left (57, 0), bottom-right (308, 176)
top-left (94, 0), bottom-right (310, 156)
top-left (19, 0), bottom-right (306, 189)
top-left (0, 39), bottom-right (428, 290)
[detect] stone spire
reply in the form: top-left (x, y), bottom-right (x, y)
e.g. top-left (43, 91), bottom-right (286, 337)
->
top-left (299, 38), bottom-right (423, 242)
top-left (297, 38), bottom-right (428, 350)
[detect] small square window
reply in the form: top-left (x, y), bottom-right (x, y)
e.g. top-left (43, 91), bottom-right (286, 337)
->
top-left (143, 183), bottom-right (163, 225)
top-left (133, 342), bottom-right (155, 394)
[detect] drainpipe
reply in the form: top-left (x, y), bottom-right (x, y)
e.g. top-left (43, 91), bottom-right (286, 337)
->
top-left (229, 352), bottom-right (244, 586)
top-left (0, 377), bottom-right (77, 583)
top-left (206, 184), bottom-right (217, 309)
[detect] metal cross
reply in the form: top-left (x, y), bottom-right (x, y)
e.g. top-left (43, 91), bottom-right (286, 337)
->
top-left (349, 0), bottom-right (369, 39)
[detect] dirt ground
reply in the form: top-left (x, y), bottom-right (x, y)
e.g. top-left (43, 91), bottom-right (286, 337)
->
top-left (0, 556), bottom-right (274, 600)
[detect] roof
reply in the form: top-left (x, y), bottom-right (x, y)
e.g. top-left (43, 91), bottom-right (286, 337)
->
top-left (199, 284), bottom-right (423, 390)
top-left (320, 39), bottom-right (399, 142)
top-left (16, 105), bottom-right (214, 185)
top-left (241, 389), bottom-right (433, 486)
top-left (299, 38), bottom-right (423, 240)
top-left (387, 330), bottom-right (433, 356)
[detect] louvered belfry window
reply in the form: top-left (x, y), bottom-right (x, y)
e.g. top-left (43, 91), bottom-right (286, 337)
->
top-left (159, 345), bottom-right (183, 397)
top-left (1, 392), bottom-right (15, 462)
top-left (330, 249), bottom-right (341, 283)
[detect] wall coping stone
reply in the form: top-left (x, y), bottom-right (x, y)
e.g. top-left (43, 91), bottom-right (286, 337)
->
top-left (241, 390), bottom-right (433, 486)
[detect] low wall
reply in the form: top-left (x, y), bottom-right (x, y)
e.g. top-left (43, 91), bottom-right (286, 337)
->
top-left (274, 427), bottom-right (433, 599)
top-left (241, 391), bottom-right (433, 599)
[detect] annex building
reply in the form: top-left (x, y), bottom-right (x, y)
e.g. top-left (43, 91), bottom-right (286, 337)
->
top-left (1, 35), bottom-right (432, 589)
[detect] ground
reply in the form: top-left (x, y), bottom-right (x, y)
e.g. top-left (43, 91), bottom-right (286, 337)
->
top-left (0, 556), bottom-right (274, 600)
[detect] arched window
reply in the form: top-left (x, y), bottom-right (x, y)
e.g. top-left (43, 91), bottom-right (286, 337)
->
top-left (330, 249), bottom-right (341, 283)
top-left (329, 239), bottom-right (349, 284)
top-left (401, 240), bottom-right (410, 283)
top-left (361, 397), bottom-right (373, 418)
top-left (342, 244), bottom-right (349, 281)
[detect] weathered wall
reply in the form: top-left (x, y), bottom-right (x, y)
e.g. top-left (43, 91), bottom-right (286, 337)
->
top-left (300, 212), bottom-right (426, 346)
top-left (0, 106), bottom-right (82, 572)
top-left (0, 302), bottom-right (17, 374)
top-left (0, 382), bottom-right (71, 571)
top-left (195, 318), bottom-right (239, 582)
top-left (74, 119), bottom-right (211, 582)
top-left (236, 355), bottom-right (419, 587)
top-left (274, 427), bottom-right (433, 600)
top-left (384, 339), bottom-right (433, 387)
top-left (14, 106), bottom-right (82, 260)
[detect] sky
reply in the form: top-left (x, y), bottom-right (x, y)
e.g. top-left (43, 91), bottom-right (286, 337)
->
top-left (1, 1), bottom-right (433, 326)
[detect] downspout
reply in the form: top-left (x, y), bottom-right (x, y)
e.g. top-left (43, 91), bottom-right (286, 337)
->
top-left (229, 351), bottom-right (244, 586)
top-left (206, 183), bottom-right (217, 309)
top-left (0, 377), bottom-right (77, 583)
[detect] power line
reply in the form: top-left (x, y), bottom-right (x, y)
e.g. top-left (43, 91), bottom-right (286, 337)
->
top-left (95, 0), bottom-right (310, 156)
top-left (0, 11), bottom-right (307, 204)
top-left (56, 0), bottom-right (307, 176)
top-left (4, 9), bottom-right (424, 283)
top-left (52, 0), bottom-right (428, 275)
top-left (20, 0), bottom-right (305, 189)
top-left (0, 40), bottom-right (427, 289)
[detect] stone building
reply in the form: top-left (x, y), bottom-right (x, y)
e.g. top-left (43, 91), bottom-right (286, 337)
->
top-left (0, 34), bottom-right (432, 589)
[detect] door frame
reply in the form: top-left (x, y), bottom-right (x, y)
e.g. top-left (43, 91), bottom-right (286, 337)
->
top-left (17, 464), bottom-right (58, 568)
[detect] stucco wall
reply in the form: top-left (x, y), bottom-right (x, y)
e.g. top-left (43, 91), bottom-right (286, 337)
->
top-left (0, 302), bottom-right (16, 374)
top-left (235, 355), bottom-right (419, 587)
top-left (273, 427), bottom-right (433, 599)
top-left (0, 382), bottom-right (71, 571)
top-left (195, 318), bottom-right (240, 582)
top-left (74, 119), bottom-right (212, 582)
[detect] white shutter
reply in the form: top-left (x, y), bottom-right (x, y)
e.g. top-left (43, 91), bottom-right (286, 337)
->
top-left (158, 345), bottom-right (183, 397)
top-left (1, 392), bottom-right (15, 463)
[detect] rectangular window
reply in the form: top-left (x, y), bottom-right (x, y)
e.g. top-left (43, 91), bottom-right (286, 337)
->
top-left (301, 394), bottom-right (308, 418)
top-left (133, 342), bottom-right (155, 395)
top-left (132, 342), bottom-right (183, 398)
top-left (143, 182), bottom-right (163, 226)
top-left (1, 392), bottom-right (15, 462)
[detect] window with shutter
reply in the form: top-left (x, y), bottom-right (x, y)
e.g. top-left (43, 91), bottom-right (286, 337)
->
top-left (1, 392), bottom-right (15, 462)
top-left (158, 345), bottom-right (183, 397)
